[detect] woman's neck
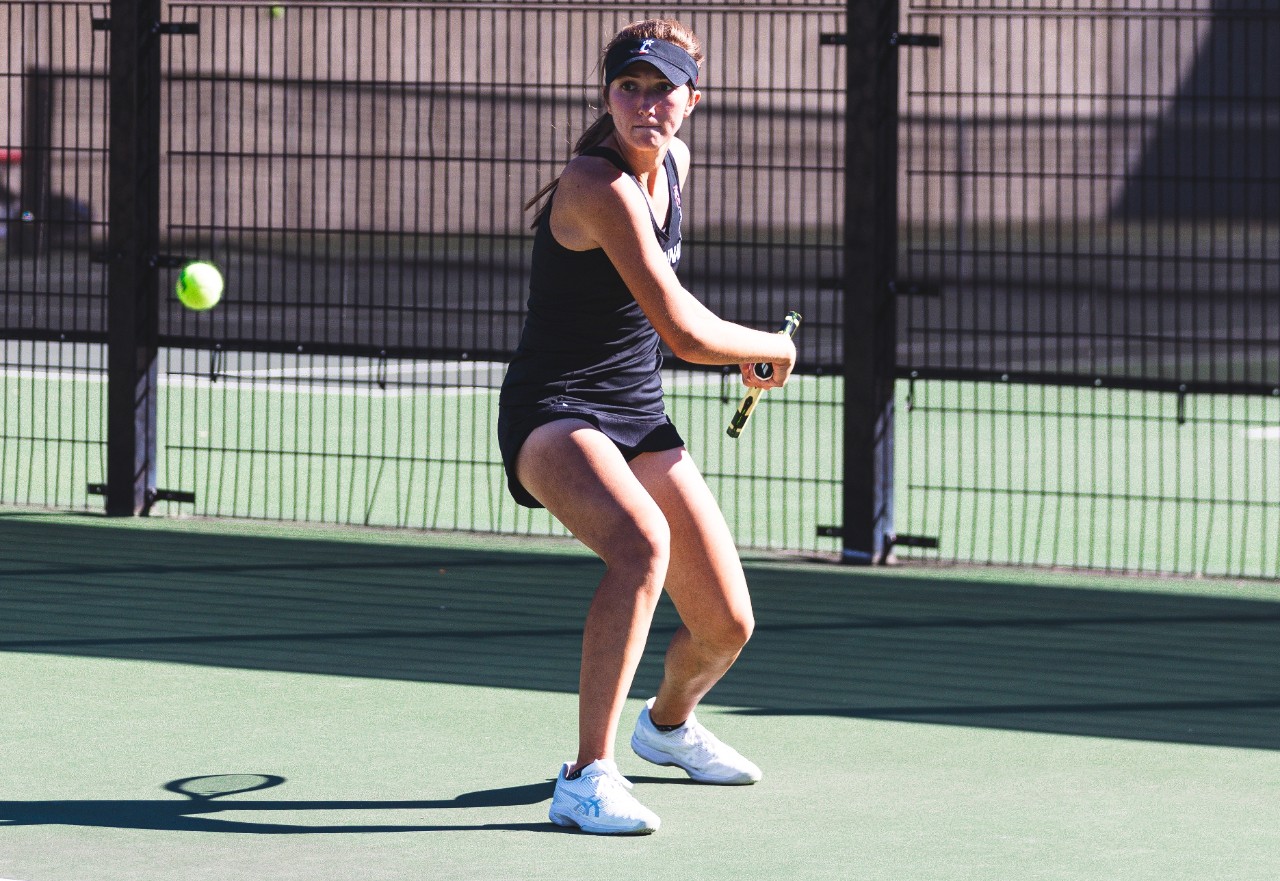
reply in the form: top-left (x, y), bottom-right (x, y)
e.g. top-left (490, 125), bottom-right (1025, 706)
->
top-left (602, 136), bottom-right (665, 195)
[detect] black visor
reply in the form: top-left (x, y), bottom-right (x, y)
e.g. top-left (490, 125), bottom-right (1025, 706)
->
top-left (604, 38), bottom-right (699, 88)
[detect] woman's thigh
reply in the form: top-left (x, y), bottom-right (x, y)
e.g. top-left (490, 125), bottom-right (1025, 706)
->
top-left (514, 419), bottom-right (670, 566)
top-left (627, 447), bottom-right (753, 637)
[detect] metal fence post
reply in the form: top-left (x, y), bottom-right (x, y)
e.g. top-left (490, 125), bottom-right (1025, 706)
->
top-left (842, 0), bottom-right (898, 563)
top-left (105, 0), bottom-right (161, 515)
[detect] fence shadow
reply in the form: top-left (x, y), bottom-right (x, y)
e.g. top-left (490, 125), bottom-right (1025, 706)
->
top-left (2, 515), bottom-right (1277, 750)
top-left (1116, 2), bottom-right (1280, 220)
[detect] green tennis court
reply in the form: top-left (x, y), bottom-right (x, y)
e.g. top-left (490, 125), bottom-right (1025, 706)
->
top-left (2, 510), bottom-right (1278, 880)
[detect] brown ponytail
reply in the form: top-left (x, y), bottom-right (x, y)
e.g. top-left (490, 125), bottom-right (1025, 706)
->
top-left (525, 19), bottom-right (704, 226)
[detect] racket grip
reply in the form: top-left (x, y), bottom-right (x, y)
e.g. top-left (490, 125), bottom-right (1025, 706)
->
top-left (752, 311), bottom-right (803, 379)
top-left (727, 311), bottom-right (803, 438)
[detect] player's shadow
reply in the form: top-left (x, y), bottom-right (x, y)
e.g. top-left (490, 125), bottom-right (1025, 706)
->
top-left (0, 774), bottom-right (559, 834)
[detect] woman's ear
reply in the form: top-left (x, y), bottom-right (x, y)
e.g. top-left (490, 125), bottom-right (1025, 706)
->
top-left (684, 88), bottom-right (701, 117)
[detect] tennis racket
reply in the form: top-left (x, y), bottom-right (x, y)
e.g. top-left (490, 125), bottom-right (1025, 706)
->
top-left (726, 310), bottom-right (802, 438)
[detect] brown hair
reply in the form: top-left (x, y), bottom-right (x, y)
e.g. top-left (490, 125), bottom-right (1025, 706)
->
top-left (524, 19), bottom-right (704, 226)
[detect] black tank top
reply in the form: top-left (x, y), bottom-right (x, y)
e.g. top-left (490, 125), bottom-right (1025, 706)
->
top-left (500, 146), bottom-right (683, 419)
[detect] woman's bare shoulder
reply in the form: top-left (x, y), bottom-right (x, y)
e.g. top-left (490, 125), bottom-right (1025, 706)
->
top-left (557, 152), bottom-right (642, 214)
top-left (551, 152), bottom-right (647, 249)
top-left (557, 151), bottom-right (626, 195)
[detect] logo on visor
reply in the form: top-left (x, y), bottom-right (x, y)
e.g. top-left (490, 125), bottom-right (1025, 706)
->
top-left (636, 39), bottom-right (655, 55)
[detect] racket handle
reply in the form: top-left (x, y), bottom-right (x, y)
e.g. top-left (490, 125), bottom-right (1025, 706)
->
top-left (727, 311), bottom-right (802, 438)
top-left (751, 311), bottom-right (803, 380)
top-left (726, 387), bottom-right (763, 438)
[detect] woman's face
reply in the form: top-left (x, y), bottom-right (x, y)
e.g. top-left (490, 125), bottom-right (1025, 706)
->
top-left (605, 63), bottom-right (699, 152)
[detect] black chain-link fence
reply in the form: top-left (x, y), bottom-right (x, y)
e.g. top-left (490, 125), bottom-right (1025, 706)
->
top-left (4, 0), bottom-right (1277, 575)
top-left (2, 1), bottom-right (845, 552)
top-left (894, 0), bottom-right (1279, 576)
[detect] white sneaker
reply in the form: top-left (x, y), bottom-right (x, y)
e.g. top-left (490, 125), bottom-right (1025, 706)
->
top-left (630, 698), bottom-right (763, 785)
top-left (547, 759), bottom-right (660, 835)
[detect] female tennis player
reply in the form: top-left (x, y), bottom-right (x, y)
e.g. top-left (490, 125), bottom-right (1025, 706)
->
top-left (497, 19), bottom-right (795, 835)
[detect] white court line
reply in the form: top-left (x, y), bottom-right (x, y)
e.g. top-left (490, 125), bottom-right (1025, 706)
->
top-left (1245, 427), bottom-right (1280, 440)
top-left (162, 373), bottom-right (494, 398)
top-left (8, 367), bottom-right (1258, 413)
top-left (1, 368), bottom-right (105, 383)
top-left (219, 360), bottom-right (470, 380)
top-left (5, 364), bottom-right (726, 394)
top-left (1, 367), bottom-right (496, 398)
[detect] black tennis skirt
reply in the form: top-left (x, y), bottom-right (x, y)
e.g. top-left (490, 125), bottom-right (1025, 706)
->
top-left (496, 401), bottom-right (685, 509)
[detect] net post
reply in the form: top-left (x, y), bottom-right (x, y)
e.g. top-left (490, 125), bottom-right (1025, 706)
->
top-left (841, 0), bottom-right (899, 563)
top-left (105, 0), bottom-right (162, 515)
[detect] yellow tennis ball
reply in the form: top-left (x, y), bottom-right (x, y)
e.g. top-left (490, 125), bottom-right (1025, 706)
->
top-left (269, 5), bottom-right (284, 19)
top-left (175, 261), bottom-right (224, 311)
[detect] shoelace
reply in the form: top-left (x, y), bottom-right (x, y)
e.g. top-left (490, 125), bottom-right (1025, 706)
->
top-left (678, 722), bottom-right (744, 769)
top-left (594, 763), bottom-right (635, 793)
top-left (681, 721), bottom-right (718, 749)
top-left (589, 765), bottom-right (647, 817)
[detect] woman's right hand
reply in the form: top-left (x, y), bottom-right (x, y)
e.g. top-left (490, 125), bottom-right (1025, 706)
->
top-left (739, 337), bottom-right (795, 390)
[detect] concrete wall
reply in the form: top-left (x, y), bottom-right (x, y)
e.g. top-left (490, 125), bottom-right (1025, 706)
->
top-left (6, 1), bottom-right (1272, 245)
top-left (3, 3), bottom-right (845, 243)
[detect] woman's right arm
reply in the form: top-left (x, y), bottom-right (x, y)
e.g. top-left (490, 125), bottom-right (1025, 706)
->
top-left (551, 155), bottom-right (796, 387)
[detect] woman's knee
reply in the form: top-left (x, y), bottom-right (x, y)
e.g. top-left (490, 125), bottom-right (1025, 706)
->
top-left (600, 509), bottom-right (672, 588)
top-left (692, 605), bottom-right (755, 656)
top-left (722, 608), bottom-right (755, 651)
